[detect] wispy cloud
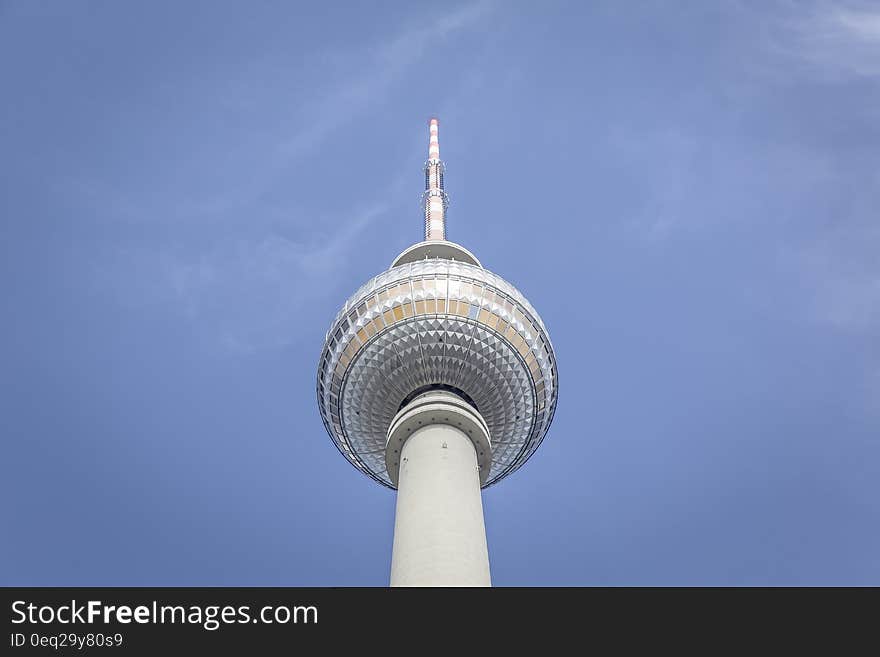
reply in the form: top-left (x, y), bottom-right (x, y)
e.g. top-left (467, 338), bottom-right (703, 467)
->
top-left (86, 1), bottom-right (495, 353)
top-left (604, 125), bottom-right (837, 237)
top-left (787, 223), bottom-right (880, 333)
top-left (768, 1), bottom-right (880, 79)
top-left (97, 203), bottom-right (388, 354)
top-left (62, 0), bottom-right (494, 226)
top-left (785, 216), bottom-right (880, 414)
top-left (278, 0), bottom-right (494, 160)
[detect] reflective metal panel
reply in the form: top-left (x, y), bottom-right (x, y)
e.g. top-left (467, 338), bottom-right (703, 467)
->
top-left (317, 259), bottom-right (558, 488)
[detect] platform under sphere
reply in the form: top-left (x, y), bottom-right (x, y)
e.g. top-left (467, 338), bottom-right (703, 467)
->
top-left (317, 258), bottom-right (558, 488)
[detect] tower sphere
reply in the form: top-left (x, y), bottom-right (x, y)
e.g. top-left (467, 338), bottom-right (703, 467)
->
top-left (316, 245), bottom-right (558, 488)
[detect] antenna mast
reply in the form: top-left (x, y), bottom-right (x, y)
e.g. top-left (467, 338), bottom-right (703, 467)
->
top-left (423, 118), bottom-right (449, 240)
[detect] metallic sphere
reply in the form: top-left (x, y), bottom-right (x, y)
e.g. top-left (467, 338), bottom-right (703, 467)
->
top-left (317, 252), bottom-right (558, 488)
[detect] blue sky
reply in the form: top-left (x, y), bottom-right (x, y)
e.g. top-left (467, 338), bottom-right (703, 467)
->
top-left (2, 0), bottom-right (878, 585)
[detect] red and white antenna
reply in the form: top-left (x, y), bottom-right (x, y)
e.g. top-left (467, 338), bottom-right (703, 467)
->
top-left (423, 118), bottom-right (449, 241)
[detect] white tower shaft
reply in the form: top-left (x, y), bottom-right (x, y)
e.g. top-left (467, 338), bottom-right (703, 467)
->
top-left (386, 391), bottom-right (492, 586)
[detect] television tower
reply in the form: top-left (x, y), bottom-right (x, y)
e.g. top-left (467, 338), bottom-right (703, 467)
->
top-left (317, 119), bottom-right (558, 586)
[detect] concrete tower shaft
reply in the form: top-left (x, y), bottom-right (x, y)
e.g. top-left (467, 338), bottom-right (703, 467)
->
top-left (386, 391), bottom-right (491, 586)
